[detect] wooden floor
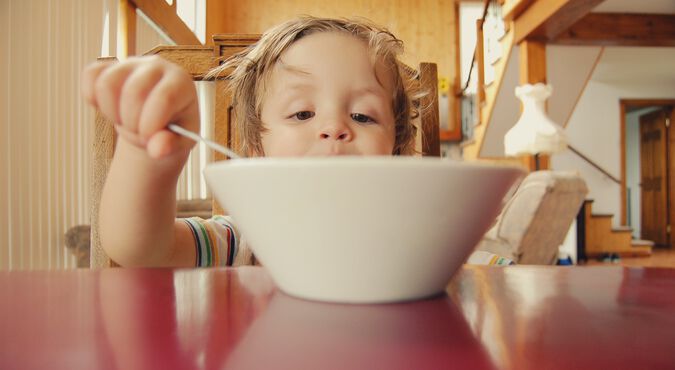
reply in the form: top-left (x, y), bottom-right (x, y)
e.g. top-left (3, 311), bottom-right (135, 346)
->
top-left (582, 247), bottom-right (675, 268)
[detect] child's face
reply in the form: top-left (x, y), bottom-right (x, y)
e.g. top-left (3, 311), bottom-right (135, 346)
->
top-left (260, 32), bottom-right (397, 157)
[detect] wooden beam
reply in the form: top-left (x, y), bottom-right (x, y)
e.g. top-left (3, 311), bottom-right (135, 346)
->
top-left (553, 13), bottom-right (675, 47)
top-left (519, 40), bottom-right (546, 85)
top-left (445, 0), bottom-right (463, 142)
top-left (518, 39), bottom-right (548, 171)
top-left (130, 0), bottom-right (201, 45)
top-left (514, 0), bottom-right (603, 44)
top-left (502, 0), bottom-right (534, 23)
top-left (117, 0), bottom-right (137, 58)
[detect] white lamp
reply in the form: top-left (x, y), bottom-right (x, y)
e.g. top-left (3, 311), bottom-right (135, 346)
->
top-left (504, 83), bottom-right (567, 166)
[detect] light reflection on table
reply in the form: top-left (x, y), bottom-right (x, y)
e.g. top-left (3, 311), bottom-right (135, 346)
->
top-left (1, 266), bottom-right (675, 370)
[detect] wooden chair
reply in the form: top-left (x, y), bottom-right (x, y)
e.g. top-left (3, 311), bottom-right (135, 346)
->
top-left (474, 171), bottom-right (588, 265)
top-left (90, 35), bottom-right (441, 268)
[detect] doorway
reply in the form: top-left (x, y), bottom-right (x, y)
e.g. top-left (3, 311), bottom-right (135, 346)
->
top-left (622, 100), bottom-right (675, 249)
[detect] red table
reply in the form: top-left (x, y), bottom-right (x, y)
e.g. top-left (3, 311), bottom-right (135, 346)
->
top-left (1, 266), bottom-right (674, 370)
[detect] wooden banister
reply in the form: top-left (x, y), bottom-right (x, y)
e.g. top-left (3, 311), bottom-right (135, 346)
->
top-left (568, 144), bottom-right (620, 184)
top-left (119, 0), bottom-right (202, 50)
top-left (131, 0), bottom-right (201, 45)
top-left (476, 18), bottom-right (486, 116)
top-left (117, 0), bottom-right (137, 58)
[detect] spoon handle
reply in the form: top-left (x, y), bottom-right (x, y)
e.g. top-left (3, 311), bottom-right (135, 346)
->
top-left (167, 124), bottom-right (241, 159)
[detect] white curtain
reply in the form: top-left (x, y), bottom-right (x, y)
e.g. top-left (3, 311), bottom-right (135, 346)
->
top-left (0, 0), bottom-right (206, 270)
top-left (1, 0), bottom-right (108, 270)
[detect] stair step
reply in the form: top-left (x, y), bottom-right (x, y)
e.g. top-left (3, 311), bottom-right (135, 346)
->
top-left (632, 239), bottom-right (654, 247)
top-left (591, 214), bottom-right (613, 218)
top-left (587, 244), bottom-right (652, 258)
top-left (459, 139), bottom-right (475, 148)
top-left (614, 247), bottom-right (651, 257)
top-left (498, 26), bottom-right (510, 41)
top-left (624, 244), bottom-right (652, 257)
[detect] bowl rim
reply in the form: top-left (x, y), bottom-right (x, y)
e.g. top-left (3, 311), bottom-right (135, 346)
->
top-left (205, 156), bottom-right (527, 173)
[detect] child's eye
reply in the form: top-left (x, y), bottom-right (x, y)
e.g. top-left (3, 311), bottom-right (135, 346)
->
top-left (292, 111), bottom-right (315, 120)
top-left (351, 113), bottom-right (375, 124)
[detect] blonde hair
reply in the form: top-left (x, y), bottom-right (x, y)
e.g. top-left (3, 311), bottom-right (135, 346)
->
top-left (208, 16), bottom-right (420, 156)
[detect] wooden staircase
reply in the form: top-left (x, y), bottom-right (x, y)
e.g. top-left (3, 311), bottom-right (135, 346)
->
top-left (582, 200), bottom-right (653, 258)
top-left (461, 8), bottom-right (515, 161)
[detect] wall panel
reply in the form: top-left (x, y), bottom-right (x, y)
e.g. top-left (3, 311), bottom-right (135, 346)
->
top-left (208, 0), bottom-right (458, 84)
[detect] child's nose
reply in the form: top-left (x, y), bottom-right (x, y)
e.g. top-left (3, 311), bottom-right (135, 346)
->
top-left (318, 120), bottom-right (353, 142)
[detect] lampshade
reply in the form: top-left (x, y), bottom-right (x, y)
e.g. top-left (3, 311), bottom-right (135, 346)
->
top-left (504, 83), bottom-right (567, 157)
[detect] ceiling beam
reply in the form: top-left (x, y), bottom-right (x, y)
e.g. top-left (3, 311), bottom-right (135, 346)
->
top-left (503, 0), bottom-right (535, 23)
top-left (552, 13), bottom-right (675, 47)
top-left (513, 0), bottom-right (604, 44)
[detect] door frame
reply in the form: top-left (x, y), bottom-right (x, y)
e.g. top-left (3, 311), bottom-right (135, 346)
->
top-left (620, 99), bottom-right (675, 228)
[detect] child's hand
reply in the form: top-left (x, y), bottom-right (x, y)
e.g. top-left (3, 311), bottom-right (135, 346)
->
top-left (81, 56), bottom-right (200, 159)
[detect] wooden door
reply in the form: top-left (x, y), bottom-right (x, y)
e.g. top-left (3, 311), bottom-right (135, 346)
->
top-left (668, 108), bottom-right (675, 249)
top-left (640, 109), bottom-right (669, 246)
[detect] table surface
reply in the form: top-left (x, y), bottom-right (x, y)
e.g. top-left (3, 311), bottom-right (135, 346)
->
top-left (1, 265), bottom-right (674, 370)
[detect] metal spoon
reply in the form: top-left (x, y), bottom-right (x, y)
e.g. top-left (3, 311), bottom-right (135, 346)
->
top-left (167, 123), bottom-right (241, 159)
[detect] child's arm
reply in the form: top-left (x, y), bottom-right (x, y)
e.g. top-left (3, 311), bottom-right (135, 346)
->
top-left (82, 56), bottom-right (199, 267)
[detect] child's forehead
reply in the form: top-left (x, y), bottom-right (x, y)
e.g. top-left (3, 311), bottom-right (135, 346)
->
top-left (269, 31), bottom-right (396, 93)
top-left (280, 31), bottom-right (369, 61)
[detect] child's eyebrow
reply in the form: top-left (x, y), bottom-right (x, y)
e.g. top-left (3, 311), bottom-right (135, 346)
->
top-left (278, 60), bottom-right (312, 76)
top-left (352, 86), bottom-right (388, 100)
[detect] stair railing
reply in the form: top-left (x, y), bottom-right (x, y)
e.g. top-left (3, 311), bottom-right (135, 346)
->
top-left (458, 0), bottom-right (505, 140)
top-left (568, 144), bottom-right (621, 184)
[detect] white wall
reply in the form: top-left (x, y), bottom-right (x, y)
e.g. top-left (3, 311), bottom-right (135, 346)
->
top-left (551, 47), bottom-right (675, 227)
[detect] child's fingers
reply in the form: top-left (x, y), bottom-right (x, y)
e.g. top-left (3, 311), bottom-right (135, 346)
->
top-left (118, 63), bottom-right (165, 135)
top-left (93, 61), bottom-right (138, 125)
top-left (81, 61), bottom-right (114, 106)
top-left (146, 130), bottom-right (189, 159)
top-left (137, 68), bottom-right (198, 141)
top-left (114, 124), bottom-right (147, 148)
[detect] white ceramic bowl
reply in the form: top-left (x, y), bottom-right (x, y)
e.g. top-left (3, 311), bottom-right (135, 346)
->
top-left (204, 157), bottom-right (523, 303)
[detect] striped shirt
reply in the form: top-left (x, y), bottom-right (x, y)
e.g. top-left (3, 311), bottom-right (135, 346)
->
top-left (182, 216), bottom-right (253, 267)
top-left (466, 250), bottom-right (515, 266)
top-left (182, 215), bottom-right (514, 268)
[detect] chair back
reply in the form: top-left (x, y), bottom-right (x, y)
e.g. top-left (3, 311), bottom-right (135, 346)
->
top-left (475, 171), bottom-right (588, 265)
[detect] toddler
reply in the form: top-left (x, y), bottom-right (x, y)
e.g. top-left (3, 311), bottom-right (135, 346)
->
top-left (82, 16), bottom-right (512, 267)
